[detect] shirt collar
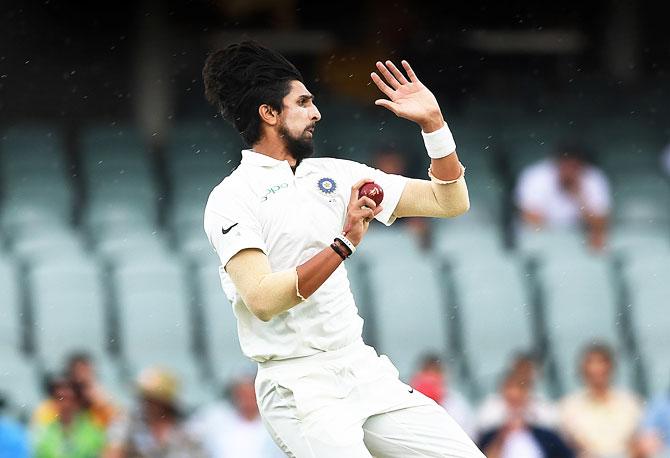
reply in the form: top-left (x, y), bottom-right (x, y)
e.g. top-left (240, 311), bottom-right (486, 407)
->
top-left (240, 149), bottom-right (316, 177)
top-left (241, 149), bottom-right (288, 168)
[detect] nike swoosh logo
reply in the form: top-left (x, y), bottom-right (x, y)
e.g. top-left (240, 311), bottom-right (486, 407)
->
top-left (221, 223), bottom-right (239, 234)
top-left (408, 388), bottom-right (414, 394)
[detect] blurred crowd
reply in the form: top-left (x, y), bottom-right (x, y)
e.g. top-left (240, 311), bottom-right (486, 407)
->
top-left (411, 344), bottom-right (670, 458)
top-left (1, 343), bottom-right (669, 457)
top-left (372, 139), bottom-right (616, 253)
top-left (0, 353), bottom-right (280, 458)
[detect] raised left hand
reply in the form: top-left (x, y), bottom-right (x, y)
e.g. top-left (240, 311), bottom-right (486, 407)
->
top-left (371, 60), bottom-right (444, 132)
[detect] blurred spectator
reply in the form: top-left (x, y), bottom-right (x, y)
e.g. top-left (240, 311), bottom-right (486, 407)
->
top-left (514, 143), bottom-right (611, 250)
top-left (409, 353), bottom-right (475, 437)
top-left (479, 371), bottom-right (574, 458)
top-left (635, 390), bottom-right (670, 458)
top-left (104, 367), bottom-right (205, 458)
top-left (0, 393), bottom-right (30, 458)
top-left (34, 353), bottom-right (117, 429)
top-left (559, 343), bottom-right (642, 458)
top-left (32, 378), bottom-right (106, 458)
top-left (477, 353), bottom-right (557, 433)
top-left (190, 375), bottom-right (282, 457)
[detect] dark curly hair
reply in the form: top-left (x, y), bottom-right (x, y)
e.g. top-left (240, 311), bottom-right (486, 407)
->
top-left (203, 41), bottom-right (304, 145)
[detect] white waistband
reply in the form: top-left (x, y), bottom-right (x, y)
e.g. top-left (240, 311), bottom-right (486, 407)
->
top-left (257, 338), bottom-right (368, 371)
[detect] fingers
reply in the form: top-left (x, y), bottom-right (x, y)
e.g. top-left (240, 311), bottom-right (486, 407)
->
top-left (370, 71), bottom-right (394, 98)
top-left (386, 60), bottom-right (408, 84)
top-left (374, 99), bottom-right (400, 115)
top-left (349, 177), bottom-right (374, 205)
top-left (375, 61), bottom-right (401, 89)
top-left (343, 205), bottom-right (383, 234)
top-left (401, 60), bottom-right (419, 83)
top-left (357, 196), bottom-right (377, 210)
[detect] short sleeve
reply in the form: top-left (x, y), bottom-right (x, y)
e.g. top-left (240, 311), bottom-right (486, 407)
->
top-left (514, 165), bottom-right (546, 213)
top-left (345, 161), bottom-right (409, 226)
top-left (204, 183), bottom-right (267, 269)
top-left (582, 168), bottom-right (611, 215)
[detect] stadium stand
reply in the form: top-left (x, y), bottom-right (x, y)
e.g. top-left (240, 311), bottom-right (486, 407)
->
top-left (0, 102), bottom-right (668, 414)
top-left (359, 227), bottom-right (451, 380)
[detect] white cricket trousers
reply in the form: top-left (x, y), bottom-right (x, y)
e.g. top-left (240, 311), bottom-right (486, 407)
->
top-left (255, 339), bottom-right (486, 457)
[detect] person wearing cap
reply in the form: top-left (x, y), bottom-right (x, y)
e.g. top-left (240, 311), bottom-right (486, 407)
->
top-left (103, 367), bottom-right (205, 458)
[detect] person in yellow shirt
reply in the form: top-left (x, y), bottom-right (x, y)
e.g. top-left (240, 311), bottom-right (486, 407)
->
top-left (559, 343), bottom-right (642, 458)
top-left (32, 353), bottom-right (117, 429)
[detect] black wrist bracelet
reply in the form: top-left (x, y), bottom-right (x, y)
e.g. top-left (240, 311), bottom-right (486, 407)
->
top-left (330, 242), bottom-right (347, 260)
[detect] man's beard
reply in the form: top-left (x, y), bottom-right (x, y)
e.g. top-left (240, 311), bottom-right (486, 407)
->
top-left (278, 124), bottom-right (315, 165)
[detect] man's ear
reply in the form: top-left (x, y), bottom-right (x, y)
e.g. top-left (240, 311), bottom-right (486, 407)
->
top-left (258, 104), bottom-right (279, 126)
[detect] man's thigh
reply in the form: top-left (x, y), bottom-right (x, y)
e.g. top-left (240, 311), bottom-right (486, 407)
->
top-left (362, 402), bottom-right (486, 458)
top-left (258, 377), bottom-right (373, 458)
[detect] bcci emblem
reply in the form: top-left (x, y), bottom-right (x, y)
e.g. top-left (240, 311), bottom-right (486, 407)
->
top-left (317, 177), bottom-right (337, 195)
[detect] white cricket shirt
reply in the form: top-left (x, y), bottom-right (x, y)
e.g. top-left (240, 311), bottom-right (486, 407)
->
top-left (204, 150), bottom-right (408, 362)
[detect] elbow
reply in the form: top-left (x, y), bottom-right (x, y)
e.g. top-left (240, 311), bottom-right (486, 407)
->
top-left (254, 309), bottom-right (274, 322)
top-left (245, 296), bottom-right (274, 322)
top-left (440, 195), bottom-right (470, 218)
top-left (249, 306), bottom-right (274, 323)
top-left (453, 196), bottom-right (470, 217)
top-left (251, 303), bottom-right (274, 322)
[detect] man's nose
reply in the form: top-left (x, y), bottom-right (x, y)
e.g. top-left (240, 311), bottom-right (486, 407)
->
top-left (311, 105), bottom-right (321, 122)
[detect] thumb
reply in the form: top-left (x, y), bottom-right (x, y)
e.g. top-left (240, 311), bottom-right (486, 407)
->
top-left (375, 99), bottom-right (400, 115)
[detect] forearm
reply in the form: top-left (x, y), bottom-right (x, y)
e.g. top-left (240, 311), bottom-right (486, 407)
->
top-left (296, 243), bottom-right (345, 299)
top-left (226, 245), bottom-right (345, 322)
top-left (585, 214), bottom-right (608, 249)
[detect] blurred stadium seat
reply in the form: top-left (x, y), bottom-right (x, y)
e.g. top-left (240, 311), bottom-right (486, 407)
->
top-left (194, 260), bottom-right (253, 382)
top-left (622, 254), bottom-right (670, 395)
top-left (112, 251), bottom-right (211, 406)
top-left (0, 256), bottom-right (23, 360)
top-left (80, 123), bottom-right (158, 236)
top-left (536, 252), bottom-right (630, 393)
top-left (611, 173), bottom-right (670, 228)
top-left (166, 120), bottom-right (241, 255)
top-left (449, 254), bottom-right (535, 396)
top-left (28, 255), bottom-right (109, 369)
top-left (0, 125), bottom-right (73, 235)
top-left (360, 228), bottom-right (451, 380)
top-left (0, 355), bottom-right (41, 414)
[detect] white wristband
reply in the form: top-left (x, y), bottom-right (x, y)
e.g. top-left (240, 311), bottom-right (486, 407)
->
top-left (421, 123), bottom-right (456, 159)
top-left (335, 234), bottom-right (356, 256)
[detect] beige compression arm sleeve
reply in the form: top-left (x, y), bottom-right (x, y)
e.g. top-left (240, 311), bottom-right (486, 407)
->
top-left (225, 248), bottom-right (303, 322)
top-left (393, 164), bottom-right (470, 218)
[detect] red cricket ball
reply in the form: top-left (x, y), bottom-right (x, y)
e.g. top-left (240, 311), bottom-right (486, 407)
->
top-left (358, 182), bottom-right (384, 207)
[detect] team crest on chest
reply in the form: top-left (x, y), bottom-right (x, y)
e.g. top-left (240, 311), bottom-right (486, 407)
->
top-left (317, 177), bottom-right (337, 195)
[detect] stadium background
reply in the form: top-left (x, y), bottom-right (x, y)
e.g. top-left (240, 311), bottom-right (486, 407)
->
top-left (0, 0), bottom-right (669, 455)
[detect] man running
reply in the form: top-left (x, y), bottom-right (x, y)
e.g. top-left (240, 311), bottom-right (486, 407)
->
top-left (202, 41), bottom-right (484, 457)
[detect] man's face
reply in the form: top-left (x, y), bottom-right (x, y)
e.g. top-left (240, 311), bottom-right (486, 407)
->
top-left (502, 378), bottom-right (530, 412)
top-left (70, 360), bottom-right (94, 385)
top-left (277, 80), bottom-right (321, 162)
top-left (54, 385), bottom-right (78, 419)
top-left (557, 156), bottom-right (584, 189)
top-left (582, 351), bottom-right (612, 389)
